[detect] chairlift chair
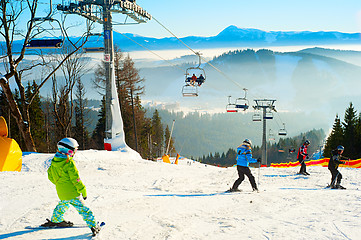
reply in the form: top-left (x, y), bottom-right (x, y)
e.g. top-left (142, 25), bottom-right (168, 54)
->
top-left (185, 67), bottom-right (206, 87)
top-left (278, 123), bottom-right (287, 136)
top-left (264, 111), bottom-right (273, 120)
top-left (235, 98), bottom-right (249, 111)
top-left (26, 1), bottom-right (65, 49)
top-left (234, 88), bottom-right (249, 111)
top-left (26, 38), bottom-right (63, 48)
top-left (184, 52), bottom-right (206, 88)
top-left (269, 129), bottom-right (275, 141)
top-left (182, 84), bottom-right (198, 97)
top-left (252, 112), bottom-right (262, 121)
top-left (83, 31), bottom-right (105, 53)
top-left (226, 96), bottom-right (238, 112)
top-left (84, 47), bottom-right (105, 53)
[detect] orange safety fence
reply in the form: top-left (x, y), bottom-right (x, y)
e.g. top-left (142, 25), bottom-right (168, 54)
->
top-left (270, 158), bottom-right (361, 168)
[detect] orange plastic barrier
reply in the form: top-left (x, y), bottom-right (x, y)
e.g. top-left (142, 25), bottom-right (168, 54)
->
top-left (0, 116), bottom-right (22, 172)
top-left (162, 154), bottom-right (171, 163)
top-left (270, 158), bottom-right (361, 168)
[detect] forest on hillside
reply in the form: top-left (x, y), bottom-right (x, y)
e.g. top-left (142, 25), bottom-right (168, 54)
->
top-left (0, 46), bottom-right (175, 159)
top-left (147, 108), bottom-right (327, 159)
top-left (324, 103), bottom-right (361, 159)
top-left (197, 129), bottom-right (325, 167)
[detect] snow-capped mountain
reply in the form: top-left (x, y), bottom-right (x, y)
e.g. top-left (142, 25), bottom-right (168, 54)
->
top-left (7, 26), bottom-right (361, 53)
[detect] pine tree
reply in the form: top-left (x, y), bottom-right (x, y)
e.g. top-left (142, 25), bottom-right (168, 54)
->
top-left (342, 103), bottom-right (358, 158)
top-left (164, 124), bottom-right (176, 156)
top-left (356, 113), bottom-right (361, 158)
top-left (25, 81), bottom-right (46, 152)
top-left (93, 47), bottom-right (151, 157)
top-left (116, 53), bottom-right (145, 152)
top-left (91, 97), bottom-right (106, 150)
top-left (73, 77), bottom-right (90, 150)
top-left (324, 115), bottom-right (343, 157)
top-left (151, 109), bottom-right (164, 157)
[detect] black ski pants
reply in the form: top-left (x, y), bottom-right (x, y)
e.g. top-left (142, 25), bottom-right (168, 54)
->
top-left (329, 167), bottom-right (342, 186)
top-left (298, 158), bottom-right (306, 173)
top-left (232, 165), bottom-right (257, 190)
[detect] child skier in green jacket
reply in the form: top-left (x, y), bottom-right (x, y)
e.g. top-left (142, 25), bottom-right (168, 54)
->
top-left (42, 137), bottom-right (101, 236)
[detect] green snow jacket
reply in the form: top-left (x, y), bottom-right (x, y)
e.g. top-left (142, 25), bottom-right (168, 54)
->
top-left (48, 152), bottom-right (86, 200)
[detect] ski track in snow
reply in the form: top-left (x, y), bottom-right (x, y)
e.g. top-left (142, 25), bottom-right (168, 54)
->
top-left (0, 150), bottom-right (360, 239)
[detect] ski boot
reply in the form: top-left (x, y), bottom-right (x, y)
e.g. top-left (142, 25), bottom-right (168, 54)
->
top-left (227, 188), bottom-right (242, 193)
top-left (335, 184), bottom-right (346, 190)
top-left (91, 223), bottom-right (102, 236)
top-left (41, 219), bottom-right (73, 228)
top-left (253, 187), bottom-right (259, 193)
top-left (41, 219), bottom-right (57, 228)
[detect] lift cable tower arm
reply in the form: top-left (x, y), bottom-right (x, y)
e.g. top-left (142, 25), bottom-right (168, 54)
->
top-left (253, 99), bottom-right (277, 166)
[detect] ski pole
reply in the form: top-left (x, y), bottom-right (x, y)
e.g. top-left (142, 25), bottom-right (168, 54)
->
top-left (257, 161), bottom-right (261, 187)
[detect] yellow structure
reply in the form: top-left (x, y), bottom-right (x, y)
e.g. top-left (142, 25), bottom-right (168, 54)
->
top-left (0, 116), bottom-right (22, 172)
top-left (162, 154), bottom-right (171, 164)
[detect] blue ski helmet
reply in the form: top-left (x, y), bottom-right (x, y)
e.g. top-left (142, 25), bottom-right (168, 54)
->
top-left (336, 145), bottom-right (344, 151)
top-left (57, 137), bottom-right (79, 156)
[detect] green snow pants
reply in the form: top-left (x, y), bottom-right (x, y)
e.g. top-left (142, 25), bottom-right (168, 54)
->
top-left (51, 198), bottom-right (97, 228)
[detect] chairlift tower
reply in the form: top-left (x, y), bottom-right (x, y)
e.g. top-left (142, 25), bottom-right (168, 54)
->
top-left (253, 99), bottom-right (276, 166)
top-left (57, 0), bottom-right (151, 150)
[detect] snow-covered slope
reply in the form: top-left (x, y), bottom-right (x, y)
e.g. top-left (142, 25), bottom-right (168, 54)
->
top-left (0, 150), bottom-right (360, 239)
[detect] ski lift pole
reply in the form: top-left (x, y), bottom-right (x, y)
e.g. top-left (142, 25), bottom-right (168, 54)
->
top-left (165, 120), bottom-right (175, 156)
top-left (196, 52), bottom-right (202, 68)
top-left (258, 161), bottom-right (261, 187)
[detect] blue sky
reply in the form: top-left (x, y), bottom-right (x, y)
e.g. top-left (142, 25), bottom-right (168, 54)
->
top-left (113, 0), bottom-right (361, 38)
top-left (34, 0), bottom-right (361, 38)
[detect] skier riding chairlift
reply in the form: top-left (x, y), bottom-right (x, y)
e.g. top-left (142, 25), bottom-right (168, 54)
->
top-left (183, 52), bottom-right (206, 96)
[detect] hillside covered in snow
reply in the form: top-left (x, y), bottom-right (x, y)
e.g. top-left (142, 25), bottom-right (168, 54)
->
top-left (0, 150), bottom-right (360, 239)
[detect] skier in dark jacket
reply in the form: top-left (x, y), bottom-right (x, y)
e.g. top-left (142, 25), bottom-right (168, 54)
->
top-left (229, 139), bottom-right (260, 192)
top-left (297, 140), bottom-right (310, 175)
top-left (328, 145), bottom-right (349, 189)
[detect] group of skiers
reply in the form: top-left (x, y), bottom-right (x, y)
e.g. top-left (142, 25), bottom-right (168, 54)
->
top-left (296, 139), bottom-right (349, 189)
top-left (229, 138), bottom-right (350, 192)
top-left (43, 136), bottom-right (349, 234)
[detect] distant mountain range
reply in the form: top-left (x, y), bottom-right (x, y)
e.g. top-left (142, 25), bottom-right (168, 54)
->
top-left (8, 25), bottom-right (361, 53)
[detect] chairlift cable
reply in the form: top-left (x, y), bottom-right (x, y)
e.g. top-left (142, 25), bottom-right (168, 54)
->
top-left (113, 29), bottom-right (184, 72)
top-left (152, 16), bottom-right (246, 90)
top-left (112, 29), bottom-right (221, 91)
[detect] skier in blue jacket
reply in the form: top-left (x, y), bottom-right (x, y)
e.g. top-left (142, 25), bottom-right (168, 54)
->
top-left (229, 139), bottom-right (260, 192)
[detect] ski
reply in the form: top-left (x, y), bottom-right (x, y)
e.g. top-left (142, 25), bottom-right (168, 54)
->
top-left (224, 189), bottom-right (262, 194)
top-left (225, 189), bottom-right (242, 193)
top-left (25, 225), bottom-right (87, 230)
top-left (91, 222), bottom-right (105, 239)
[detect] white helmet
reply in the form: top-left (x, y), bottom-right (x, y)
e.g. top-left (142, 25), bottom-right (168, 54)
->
top-left (57, 137), bottom-right (79, 156)
top-left (243, 138), bottom-right (252, 146)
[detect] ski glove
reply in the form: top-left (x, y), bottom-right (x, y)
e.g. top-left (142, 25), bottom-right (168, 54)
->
top-left (257, 158), bottom-right (261, 163)
top-left (80, 188), bottom-right (87, 200)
